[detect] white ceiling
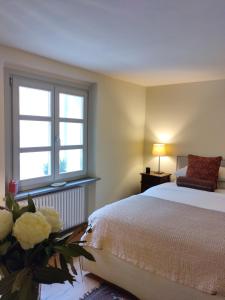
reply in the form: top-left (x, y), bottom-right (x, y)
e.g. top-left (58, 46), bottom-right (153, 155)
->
top-left (0, 0), bottom-right (225, 86)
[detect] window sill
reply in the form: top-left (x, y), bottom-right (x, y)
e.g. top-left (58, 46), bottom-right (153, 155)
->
top-left (15, 177), bottom-right (100, 201)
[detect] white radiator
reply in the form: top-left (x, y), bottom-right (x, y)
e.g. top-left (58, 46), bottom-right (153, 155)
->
top-left (22, 187), bottom-right (86, 230)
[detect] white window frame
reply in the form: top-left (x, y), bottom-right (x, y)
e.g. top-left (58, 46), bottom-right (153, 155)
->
top-left (54, 85), bottom-right (88, 181)
top-left (10, 75), bottom-right (88, 191)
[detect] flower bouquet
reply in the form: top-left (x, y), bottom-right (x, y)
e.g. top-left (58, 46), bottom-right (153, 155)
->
top-left (0, 194), bottom-right (95, 300)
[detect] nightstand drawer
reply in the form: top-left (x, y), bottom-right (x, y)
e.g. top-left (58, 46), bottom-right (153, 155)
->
top-left (140, 172), bottom-right (171, 192)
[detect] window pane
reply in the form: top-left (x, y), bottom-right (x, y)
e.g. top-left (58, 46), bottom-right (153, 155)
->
top-left (59, 93), bottom-right (83, 119)
top-left (60, 122), bottom-right (83, 146)
top-left (19, 86), bottom-right (51, 116)
top-left (20, 151), bottom-right (51, 180)
top-left (59, 149), bottom-right (83, 173)
top-left (20, 120), bottom-right (51, 148)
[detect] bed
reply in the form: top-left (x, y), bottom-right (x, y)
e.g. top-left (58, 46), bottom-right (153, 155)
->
top-left (82, 156), bottom-right (225, 300)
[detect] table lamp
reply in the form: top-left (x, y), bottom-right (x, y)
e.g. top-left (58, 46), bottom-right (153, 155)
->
top-left (152, 143), bottom-right (166, 174)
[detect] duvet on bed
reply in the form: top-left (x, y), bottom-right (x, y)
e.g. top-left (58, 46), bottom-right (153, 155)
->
top-left (82, 183), bottom-right (225, 296)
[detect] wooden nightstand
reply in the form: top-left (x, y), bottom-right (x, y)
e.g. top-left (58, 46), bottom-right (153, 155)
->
top-left (140, 172), bottom-right (171, 192)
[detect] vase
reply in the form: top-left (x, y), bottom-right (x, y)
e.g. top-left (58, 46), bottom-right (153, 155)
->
top-left (0, 279), bottom-right (41, 299)
top-left (33, 282), bottom-right (41, 300)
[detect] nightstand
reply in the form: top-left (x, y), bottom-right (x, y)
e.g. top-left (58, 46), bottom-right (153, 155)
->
top-left (140, 172), bottom-right (171, 192)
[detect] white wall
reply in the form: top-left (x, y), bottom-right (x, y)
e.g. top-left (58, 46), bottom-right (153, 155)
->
top-left (144, 79), bottom-right (225, 174)
top-left (0, 45), bottom-right (146, 209)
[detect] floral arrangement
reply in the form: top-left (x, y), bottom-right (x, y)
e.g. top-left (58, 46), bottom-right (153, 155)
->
top-left (0, 194), bottom-right (94, 299)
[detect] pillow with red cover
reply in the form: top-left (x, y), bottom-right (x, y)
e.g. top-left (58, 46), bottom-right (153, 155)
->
top-left (177, 176), bottom-right (215, 192)
top-left (186, 154), bottom-right (222, 189)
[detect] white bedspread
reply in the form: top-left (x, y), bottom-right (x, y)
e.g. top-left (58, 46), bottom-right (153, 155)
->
top-left (83, 183), bottom-right (225, 296)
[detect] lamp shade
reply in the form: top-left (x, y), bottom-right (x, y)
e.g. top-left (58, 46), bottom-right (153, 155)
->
top-left (152, 143), bottom-right (166, 156)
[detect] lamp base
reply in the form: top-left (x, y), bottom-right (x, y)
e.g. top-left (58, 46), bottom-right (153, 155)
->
top-left (154, 171), bottom-right (164, 175)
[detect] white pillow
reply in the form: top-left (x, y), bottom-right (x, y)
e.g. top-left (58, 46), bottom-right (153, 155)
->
top-left (174, 165), bottom-right (225, 182)
top-left (174, 166), bottom-right (187, 177)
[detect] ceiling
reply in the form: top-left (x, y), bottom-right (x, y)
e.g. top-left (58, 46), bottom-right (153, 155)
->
top-left (0, 0), bottom-right (225, 86)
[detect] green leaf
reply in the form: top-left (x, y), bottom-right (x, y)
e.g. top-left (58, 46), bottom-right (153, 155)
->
top-left (33, 266), bottom-right (75, 284)
top-left (5, 250), bottom-right (25, 272)
top-left (11, 195), bottom-right (36, 221)
top-left (54, 244), bottom-right (95, 261)
top-left (25, 243), bottom-right (45, 264)
top-left (12, 201), bottom-right (19, 212)
top-left (14, 206), bottom-right (30, 221)
top-left (59, 254), bottom-right (74, 284)
top-left (49, 232), bottom-right (62, 240)
top-left (54, 245), bottom-right (75, 260)
top-left (27, 195), bottom-right (36, 213)
top-left (69, 259), bottom-right (77, 276)
top-left (44, 245), bottom-right (54, 258)
top-left (11, 203), bottom-right (21, 222)
top-left (5, 194), bottom-right (14, 211)
top-left (68, 244), bottom-right (95, 261)
top-left (53, 234), bottom-right (70, 246)
top-left (71, 240), bottom-right (87, 244)
top-left (0, 241), bottom-right (11, 256)
top-left (59, 253), bottom-right (68, 270)
top-left (23, 242), bottom-right (51, 269)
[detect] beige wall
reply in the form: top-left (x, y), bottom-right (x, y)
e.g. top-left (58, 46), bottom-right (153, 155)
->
top-left (3, 45), bottom-right (224, 210)
top-left (0, 45), bottom-right (146, 209)
top-left (144, 79), bottom-right (225, 174)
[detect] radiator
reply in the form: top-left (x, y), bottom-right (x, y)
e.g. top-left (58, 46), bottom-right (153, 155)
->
top-left (21, 187), bottom-right (86, 230)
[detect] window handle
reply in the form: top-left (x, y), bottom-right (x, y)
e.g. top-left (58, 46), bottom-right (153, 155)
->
top-left (55, 136), bottom-right (61, 145)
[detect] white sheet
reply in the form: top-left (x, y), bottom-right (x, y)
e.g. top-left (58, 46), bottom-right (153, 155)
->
top-left (142, 182), bottom-right (225, 213)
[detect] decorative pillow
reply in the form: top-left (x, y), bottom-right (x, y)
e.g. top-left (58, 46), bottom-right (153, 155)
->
top-left (186, 154), bottom-right (222, 189)
top-left (177, 176), bottom-right (215, 192)
top-left (175, 165), bottom-right (225, 182)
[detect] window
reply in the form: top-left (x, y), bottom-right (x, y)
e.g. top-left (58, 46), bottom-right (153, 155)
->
top-left (10, 75), bottom-right (88, 190)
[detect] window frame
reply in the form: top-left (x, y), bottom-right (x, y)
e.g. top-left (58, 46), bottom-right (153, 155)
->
top-left (54, 85), bottom-right (88, 181)
top-left (8, 74), bottom-right (88, 191)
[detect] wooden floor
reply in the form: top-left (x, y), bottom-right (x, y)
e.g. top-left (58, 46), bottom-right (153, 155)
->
top-left (41, 259), bottom-right (103, 300)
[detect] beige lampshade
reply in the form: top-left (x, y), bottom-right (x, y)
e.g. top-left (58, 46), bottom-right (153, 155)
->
top-left (152, 143), bottom-right (166, 156)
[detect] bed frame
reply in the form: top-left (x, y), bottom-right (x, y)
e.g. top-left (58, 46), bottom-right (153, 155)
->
top-left (82, 156), bottom-right (224, 300)
top-left (83, 247), bottom-right (223, 300)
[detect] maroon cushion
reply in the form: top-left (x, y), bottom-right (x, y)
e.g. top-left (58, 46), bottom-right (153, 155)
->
top-left (177, 176), bottom-right (215, 192)
top-left (186, 154), bottom-right (222, 189)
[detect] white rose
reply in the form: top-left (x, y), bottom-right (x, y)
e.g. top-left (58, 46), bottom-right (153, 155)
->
top-left (13, 212), bottom-right (51, 250)
top-left (0, 210), bottom-right (13, 240)
top-left (39, 207), bottom-right (62, 233)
